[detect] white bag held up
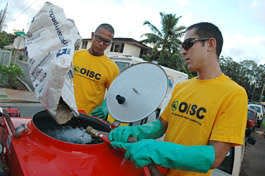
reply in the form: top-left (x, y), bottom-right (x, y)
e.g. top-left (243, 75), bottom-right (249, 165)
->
top-left (25, 2), bottom-right (81, 123)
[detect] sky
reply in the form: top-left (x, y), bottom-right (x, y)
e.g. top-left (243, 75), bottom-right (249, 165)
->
top-left (2, 0), bottom-right (265, 65)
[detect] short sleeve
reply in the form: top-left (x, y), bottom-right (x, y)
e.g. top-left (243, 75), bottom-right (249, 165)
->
top-left (210, 88), bottom-right (248, 145)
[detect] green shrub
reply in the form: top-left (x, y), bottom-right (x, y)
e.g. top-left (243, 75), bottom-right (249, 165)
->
top-left (0, 64), bottom-right (23, 88)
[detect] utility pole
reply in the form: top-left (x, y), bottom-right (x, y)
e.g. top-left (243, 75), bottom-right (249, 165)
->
top-left (0, 2), bottom-right (8, 31)
top-left (259, 83), bottom-right (265, 102)
top-left (251, 82), bottom-right (256, 102)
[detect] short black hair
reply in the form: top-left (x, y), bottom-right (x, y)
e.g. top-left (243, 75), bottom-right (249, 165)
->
top-left (95, 23), bottom-right (115, 35)
top-left (186, 22), bottom-right (223, 57)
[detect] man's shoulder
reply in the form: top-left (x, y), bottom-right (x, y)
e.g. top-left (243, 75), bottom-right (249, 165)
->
top-left (218, 75), bottom-right (247, 98)
top-left (74, 50), bottom-right (88, 59)
top-left (74, 49), bottom-right (87, 55)
top-left (222, 74), bottom-right (245, 90)
top-left (103, 55), bottom-right (118, 66)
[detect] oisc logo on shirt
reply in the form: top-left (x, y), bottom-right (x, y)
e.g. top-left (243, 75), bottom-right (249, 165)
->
top-left (171, 99), bottom-right (207, 120)
top-left (74, 66), bottom-right (101, 80)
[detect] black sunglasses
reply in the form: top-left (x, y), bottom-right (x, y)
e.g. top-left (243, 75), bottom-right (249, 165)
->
top-left (181, 38), bottom-right (209, 50)
top-left (94, 34), bottom-right (112, 45)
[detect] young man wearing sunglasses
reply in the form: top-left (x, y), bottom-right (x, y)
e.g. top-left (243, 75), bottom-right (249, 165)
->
top-left (73, 23), bottom-right (119, 119)
top-left (109, 22), bottom-right (248, 176)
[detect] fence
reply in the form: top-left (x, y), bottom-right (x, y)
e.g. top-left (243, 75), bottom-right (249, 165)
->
top-left (0, 49), bottom-right (12, 66)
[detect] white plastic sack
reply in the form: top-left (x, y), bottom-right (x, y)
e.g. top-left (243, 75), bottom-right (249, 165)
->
top-left (25, 2), bottom-right (81, 123)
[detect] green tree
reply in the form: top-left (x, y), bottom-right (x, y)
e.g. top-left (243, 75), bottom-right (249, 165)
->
top-left (255, 64), bottom-right (265, 101)
top-left (220, 56), bottom-right (265, 102)
top-left (0, 31), bottom-right (15, 48)
top-left (141, 12), bottom-right (186, 71)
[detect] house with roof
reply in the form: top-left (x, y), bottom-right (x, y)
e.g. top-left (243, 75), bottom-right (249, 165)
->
top-left (79, 37), bottom-right (151, 58)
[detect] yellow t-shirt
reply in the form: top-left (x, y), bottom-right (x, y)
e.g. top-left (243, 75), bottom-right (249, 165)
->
top-left (161, 74), bottom-right (248, 176)
top-left (73, 50), bottom-right (119, 114)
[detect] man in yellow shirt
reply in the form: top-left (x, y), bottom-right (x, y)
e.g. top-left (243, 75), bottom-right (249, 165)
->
top-left (73, 23), bottom-right (119, 119)
top-left (109, 22), bottom-right (248, 176)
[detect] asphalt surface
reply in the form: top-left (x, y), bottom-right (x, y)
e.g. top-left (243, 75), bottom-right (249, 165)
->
top-left (240, 128), bottom-right (265, 176)
top-left (0, 88), bottom-right (43, 117)
top-left (0, 102), bottom-right (44, 117)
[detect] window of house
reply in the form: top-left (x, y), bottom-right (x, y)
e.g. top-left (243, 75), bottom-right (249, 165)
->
top-left (81, 40), bottom-right (88, 49)
top-left (110, 42), bottom-right (124, 53)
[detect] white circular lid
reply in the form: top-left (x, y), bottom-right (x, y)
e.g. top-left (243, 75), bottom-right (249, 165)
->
top-left (106, 63), bottom-right (168, 123)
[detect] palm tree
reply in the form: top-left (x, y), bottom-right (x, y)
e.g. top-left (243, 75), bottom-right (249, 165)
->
top-left (141, 12), bottom-right (186, 70)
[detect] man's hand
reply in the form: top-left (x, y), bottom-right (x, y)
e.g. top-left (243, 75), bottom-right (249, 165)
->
top-left (109, 119), bottom-right (166, 143)
top-left (111, 139), bottom-right (215, 172)
top-left (90, 100), bottom-right (108, 119)
top-left (111, 139), bottom-right (154, 167)
top-left (109, 126), bottom-right (138, 143)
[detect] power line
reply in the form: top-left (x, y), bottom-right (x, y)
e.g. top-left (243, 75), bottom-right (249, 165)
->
top-left (0, 1), bottom-right (8, 31)
top-left (6, 0), bottom-right (42, 30)
top-left (13, 0), bottom-right (40, 17)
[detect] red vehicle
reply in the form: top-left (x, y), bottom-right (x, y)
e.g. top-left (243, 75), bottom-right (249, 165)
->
top-left (247, 108), bottom-right (257, 131)
top-left (245, 108), bottom-right (257, 145)
top-left (0, 107), bottom-right (163, 176)
top-left (1, 107), bottom-right (20, 117)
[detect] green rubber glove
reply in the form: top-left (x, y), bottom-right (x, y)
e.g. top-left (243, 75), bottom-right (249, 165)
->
top-left (90, 100), bottom-right (108, 120)
top-left (109, 120), bottom-right (165, 142)
top-left (111, 139), bottom-right (215, 173)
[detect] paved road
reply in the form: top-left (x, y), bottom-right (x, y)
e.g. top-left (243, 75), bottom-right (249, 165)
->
top-left (0, 88), bottom-right (42, 117)
top-left (1, 102), bottom-right (44, 117)
top-left (240, 128), bottom-right (265, 176)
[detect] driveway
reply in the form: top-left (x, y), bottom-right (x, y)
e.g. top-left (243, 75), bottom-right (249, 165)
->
top-left (240, 128), bottom-right (265, 176)
top-left (0, 88), bottom-right (43, 117)
top-left (0, 102), bottom-right (43, 117)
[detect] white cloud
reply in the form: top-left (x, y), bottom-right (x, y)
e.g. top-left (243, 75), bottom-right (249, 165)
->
top-left (250, 0), bottom-right (258, 7)
top-left (8, 0), bottom-right (160, 39)
top-left (223, 33), bottom-right (265, 64)
top-left (175, 0), bottom-right (190, 7)
top-left (2, 0), bottom-right (207, 38)
top-left (248, 0), bottom-right (265, 27)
